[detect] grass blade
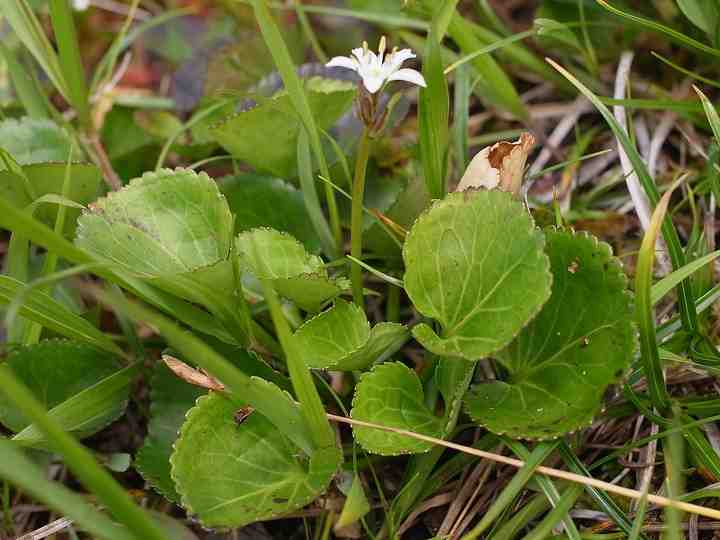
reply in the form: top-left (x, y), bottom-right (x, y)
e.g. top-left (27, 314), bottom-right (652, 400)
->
top-left (249, 0), bottom-right (341, 254)
top-left (635, 180), bottom-right (684, 410)
top-left (0, 276), bottom-right (122, 355)
top-left (418, 0), bottom-right (455, 199)
top-left (651, 250), bottom-right (720, 305)
top-left (460, 441), bottom-right (559, 540)
top-left (506, 439), bottom-right (581, 540)
top-left (452, 62), bottom-right (470, 180)
top-left (0, 439), bottom-right (135, 540)
top-left (695, 85), bottom-right (720, 145)
top-left (448, 14), bottom-right (529, 120)
top-left (547, 58), bottom-right (698, 333)
top-left (3, 0), bottom-right (71, 102)
top-left (597, 0), bottom-right (720, 58)
top-left (0, 41), bottom-right (52, 118)
top-left (48, 0), bottom-right (90, 128)
top-left (559, 442), bottom-right (644, 538)
top-left (297, 129), bottom-right (336, 257)
top-left (0, 365), bottom-right (168, 540)
top-left (520, 484), bottom-right (583, 540)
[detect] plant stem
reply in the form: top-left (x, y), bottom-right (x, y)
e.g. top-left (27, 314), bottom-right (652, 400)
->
top-left (351, 129), bottom-right (372, 308)
top-left (0, 365), bottom-right (168, 540)
top-left (251, 237), bottom-right (335, 451)
top-left (386, 283), bottom-right (400, 322)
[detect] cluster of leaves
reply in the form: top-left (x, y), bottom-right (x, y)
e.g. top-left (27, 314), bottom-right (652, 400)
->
top-left (0, 106), bottom-right (636, 528)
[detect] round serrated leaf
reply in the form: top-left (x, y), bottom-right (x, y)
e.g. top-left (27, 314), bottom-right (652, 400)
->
top-left (76, 168), bottom-right (233, 278)
top-left (236, 228), bottom-right (342, 311)
top-left (0, 117), bottom-right (80, 166)
top-left (351, 362), bottom-right (443, 455)
top-left (135, 363), bottom-right (206, 503)
top-left (221, 173), bottom-right (320, 253)
top-left (295, 299), bottom-right (370, 367)
top-left (403, 190), bottom-right (551, 360)
top-left (295, 300), bottom-right (408, 371)
top-left (211, 80), bottom-right (355, 179)
top-left (0, 340), bottom-right (124, 434)
top-left (464, 229), bottom-right (636, 439)
top-left (0, 163), bottom-right (101, 235)
top-left (171, 392), bottom-right (340, 528)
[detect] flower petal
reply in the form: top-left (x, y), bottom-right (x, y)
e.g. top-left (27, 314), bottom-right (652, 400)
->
top-left (362, 74), bottom-right (386, 94)
top-left (387, 49), bottom-right (416, 70)
top-left (387, 68), bottom-right (427, 88)
top-left (352, 48), bottom-right (367, 64)
top-left (326, 56), bottom-right (358, 71)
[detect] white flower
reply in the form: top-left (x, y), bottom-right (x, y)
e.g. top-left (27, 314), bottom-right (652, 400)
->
top-left (326, 38), bottom-right (426, 94)
top-left (72, 0), bottom-right (91, 10)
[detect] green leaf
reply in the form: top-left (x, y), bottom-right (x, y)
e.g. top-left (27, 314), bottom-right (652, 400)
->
top-left (677, 0), bottom-right (720, 36)
top-left (76, 168), bottom-right (233, 278)
top-left (14, 362), bottom-right (138, 448)
top-left (336, 474), bottom-right (371, 529)
top-left (236, 228), bottom-right (344, 312)
top-left (135, 363), bottom-right (206, 503)
top-left (0, 162), bottom-right (101, 235)
top-left (0, 117), bottom-right (78, 166)
top-left (464, 229), bottom-right (636, 439)
top-left (294, 299), bottom-right (408, 371)
top-left (221, 173), bottom-right (320, 253)
top-left (211, 79), bottom-right (355, 179)
top-left (351, 362), bottom-right (444, 455)
top-left (403, 190), bottom-right (551, 360)
top-left (0, 275), bottom-right (122, 354)
top-left (171, 392), bottom-right (340, 528)
top-left (0, 340), bottom-right (125, 435)
top-left (435, 357), bottom-right (475, 434)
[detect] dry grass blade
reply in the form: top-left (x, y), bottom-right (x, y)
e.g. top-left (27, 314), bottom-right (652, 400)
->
top-left (326, 414), bottom-right (720, 520)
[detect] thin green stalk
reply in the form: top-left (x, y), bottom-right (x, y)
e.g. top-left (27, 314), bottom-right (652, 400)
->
top-left (48, 0), bottom-right (90, 128)
top-left (0, 365), bottom-right (168, 540)
top-left (251, 238), bottom-right (335, 451)
top-left (351, 129), bottom-right (372, 308)
top-left (520, 484), bottom-right (583, 540)
top-left (452, 63), bottom-right (470, 179)
top-left (664, 408), bottom-right (686, 540)
top-left (460, 441), bottom-right (559, 540)
top-left (488, 494), bottom-right (550, 540)
top-left (0, 41), bottom-right (51, 119)
top-left (386, 283), bottom-right (400, 323)
top-left (290, 0), bottom-right (327, 63)
top-left (249, 0), bottom-right (342, 252)
top-left (506, 439), bottom-right (580, 540)
top-left (24, 150), bottom-right (74, 345)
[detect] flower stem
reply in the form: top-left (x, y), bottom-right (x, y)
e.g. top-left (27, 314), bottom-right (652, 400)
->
top-left (351, 129), bottom-right (372, 308)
